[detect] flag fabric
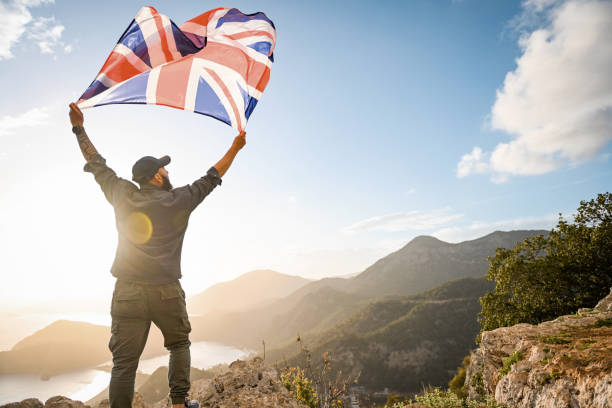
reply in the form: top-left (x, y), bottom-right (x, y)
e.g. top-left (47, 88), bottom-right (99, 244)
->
top-left (77, 6), bottom-right (276, 131)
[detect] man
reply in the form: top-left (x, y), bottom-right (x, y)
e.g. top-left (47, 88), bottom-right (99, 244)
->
top-left (68, 102), bottom-right (245, 408)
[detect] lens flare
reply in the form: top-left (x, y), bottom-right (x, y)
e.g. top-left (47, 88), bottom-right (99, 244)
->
top-left (125, 212), bottom-right (153, 244)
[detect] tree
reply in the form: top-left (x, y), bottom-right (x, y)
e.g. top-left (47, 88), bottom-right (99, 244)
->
top-left (479, 192), bottom-right (612, 333)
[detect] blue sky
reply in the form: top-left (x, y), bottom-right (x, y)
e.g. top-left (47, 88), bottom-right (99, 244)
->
top-left (0, 0), bottom-right (610, 309)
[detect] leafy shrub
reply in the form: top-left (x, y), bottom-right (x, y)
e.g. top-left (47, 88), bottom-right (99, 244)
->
top-left (281, 365), bottom-right (318, 408)
top-left (479, 192), bottom-right (612, 333)
top-left (388, 387), bottom-right (506, 408)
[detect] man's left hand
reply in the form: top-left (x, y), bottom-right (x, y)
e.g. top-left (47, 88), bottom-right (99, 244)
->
top-left (69, 103), bottom-right (84, 127)
top-left (232, 131), bottom-right (246, 151)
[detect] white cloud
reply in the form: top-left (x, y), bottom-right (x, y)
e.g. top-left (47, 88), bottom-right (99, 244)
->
top-left (432, 214), bottom-right (561, 243)
top-left (458, 0), bottom-right (612, 182)
top-left (27, 16), bottom-right (64, 54)
top-left (523, 0), bottom-right (562, 13)
top-left (343, 207), bottom-right (463, 234)
top-left (404, 188), bottom-right (417, 195)
top-left (0, 0), bottom-right (70, 60)
top-left (0, 106), bottom-right (50, 136)
top-left (457, 147), bottom-right (489, 178)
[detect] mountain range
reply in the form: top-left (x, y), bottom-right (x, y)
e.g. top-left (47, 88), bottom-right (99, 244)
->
top-left (188, 230), bottom-right (546, 350)
top-left (0, 229), bottom-right (547, 388)
top-left (272, 276), bottom-right (494, 393)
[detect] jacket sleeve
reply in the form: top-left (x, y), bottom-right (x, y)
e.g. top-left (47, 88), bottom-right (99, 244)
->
top-left (83, 154), bottom-right (136, 206)
top-left (185, 166), bottom-right (222, 211)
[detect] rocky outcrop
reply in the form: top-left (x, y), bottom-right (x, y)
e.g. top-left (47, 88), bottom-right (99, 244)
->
top-left (0, 399), bottom-right (44, 408)
top-left (0, 395), bottom-right (91, 408)
top-left (465, 288), bottom-right (612, 408)
top-left (153, 357), bottom-right (307, 408)
top-left (1, 358), bottom-right (305, 408)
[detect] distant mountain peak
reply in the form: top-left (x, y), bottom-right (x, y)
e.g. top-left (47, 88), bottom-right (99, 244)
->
top-left (187, 269), bottom-right (313, 315)
top-left (401, 235), bottom-right (448, 249)
top-left (410, 235), bottom-right (446, 244)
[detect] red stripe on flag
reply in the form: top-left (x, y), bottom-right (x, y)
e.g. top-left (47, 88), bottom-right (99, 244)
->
top-left (101, 52), bottom-right (144, 83)
top-left (256, 64), bottom-right (271, 92)
top-left (227, 30), bottom-right (274, 41)
top-left (151, 9), bottom-right (174, 63)
top-left (155, 57), bottom-right (193, 109)
top-left (183, 8), bottom-right (225, 28)
top-left (205, 67), bottom-right (242, 131)
top-left (198, 42), bottom-right (270, 92)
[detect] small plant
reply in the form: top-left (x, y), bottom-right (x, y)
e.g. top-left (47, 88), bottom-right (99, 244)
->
top-left (576, 339), bottom-right (595, 351)
top-left (281, 366), bottom-right (318, 408)
top-left (539, 334), bottom-right (572, 344)
top-left (282, 337), bottom-right (358, 408)
top-left (586, 318), bottom-right (612, 328)
top-left (538, 372), bottom-right (552, 386)
top-left (539, 348), bottom-right (553, 365)
top-left (499, 350), bottom-right (523, 376)
top-left (537, 370), bottom-right (562, 386)
top-left (470, 371), bottom-right (485, 399)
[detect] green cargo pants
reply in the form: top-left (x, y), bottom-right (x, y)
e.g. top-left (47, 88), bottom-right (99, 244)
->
top-left (108, 279), bottom-right (191, 408)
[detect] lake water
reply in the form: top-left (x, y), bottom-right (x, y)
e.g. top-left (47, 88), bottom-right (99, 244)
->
top-left (0, 313), bottom-right (253, 404)
top-left (0, 340), bottom-right (253, 404)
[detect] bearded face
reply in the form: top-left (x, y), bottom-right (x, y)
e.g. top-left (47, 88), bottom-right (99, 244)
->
top-left (161, 174), bottom-right (173, 191)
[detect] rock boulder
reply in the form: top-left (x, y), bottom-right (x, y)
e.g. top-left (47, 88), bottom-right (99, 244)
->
top-left (465, 287), bottom-right (612, 408)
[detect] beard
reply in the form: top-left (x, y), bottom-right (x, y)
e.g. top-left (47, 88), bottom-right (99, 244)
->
top-left (161, 175), bottom-right (173, 191)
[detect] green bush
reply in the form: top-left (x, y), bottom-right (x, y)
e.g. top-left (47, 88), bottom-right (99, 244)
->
top-left (281, 366), bottom-right (318, 408)
top-left (388, 387), bottom-right (506, 408)
top-left (479, 192), bottom-right (612, 333)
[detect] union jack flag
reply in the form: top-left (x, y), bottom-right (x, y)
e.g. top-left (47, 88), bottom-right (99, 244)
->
top-left (77, 6), bottom-right (276, 131)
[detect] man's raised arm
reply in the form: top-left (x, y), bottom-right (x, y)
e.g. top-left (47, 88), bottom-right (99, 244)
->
top-left (213, 131), bottom-right (246, 177)
top-left (69, 103), bottom-right (99, 162)
top-left (185, 132), bottom-right (246, 211)
top-left (69, 103), bottom-right (134, 205)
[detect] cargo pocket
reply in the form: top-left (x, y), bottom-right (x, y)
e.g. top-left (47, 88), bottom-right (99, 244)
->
top-left (160, 282), bottom-right (186, 301)
top-left (158, 282), bottom-right (188, 318)
top-left (111, 282), bottom-right (145, 318)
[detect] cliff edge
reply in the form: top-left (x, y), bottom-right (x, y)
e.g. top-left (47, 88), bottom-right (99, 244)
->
top-left (465, 287), bottom-right (612, 408)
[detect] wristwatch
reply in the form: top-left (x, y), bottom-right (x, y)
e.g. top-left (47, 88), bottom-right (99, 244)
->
top-left (72, 125), bottom-right (85, 134)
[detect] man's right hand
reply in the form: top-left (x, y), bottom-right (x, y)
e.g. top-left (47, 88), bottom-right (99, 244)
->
top-left (69, 103), bottom-right (84, 127)
top-left (232, 131), bottom-right (246, 151)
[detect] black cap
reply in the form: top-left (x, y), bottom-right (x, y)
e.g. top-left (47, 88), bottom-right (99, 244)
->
top-left (132, 155), bottom-right (171, 183)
